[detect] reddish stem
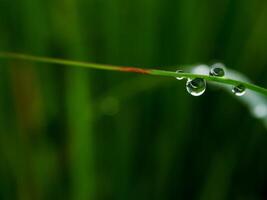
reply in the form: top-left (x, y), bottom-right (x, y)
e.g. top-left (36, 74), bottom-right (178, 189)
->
top-left (118, 67), bottom-right (151, 74)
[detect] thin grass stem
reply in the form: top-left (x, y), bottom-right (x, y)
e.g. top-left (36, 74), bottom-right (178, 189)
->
top-left (1, 52), bottom-right (267, 97)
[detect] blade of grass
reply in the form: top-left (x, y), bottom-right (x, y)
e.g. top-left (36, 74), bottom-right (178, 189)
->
top-left (59, 0), bottom-right (95, 198)
top-left (0, 52), bottom-right (267, 97)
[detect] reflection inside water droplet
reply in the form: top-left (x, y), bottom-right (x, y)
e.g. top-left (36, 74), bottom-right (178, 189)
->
top-left (186, 78), bottom-right (206, 96)
top-left (232, 84), bottom-right (246, 96)
top-left (209, 63), bottom-right (225, 77)
top-left (176, 70), bottom-right (184, 80)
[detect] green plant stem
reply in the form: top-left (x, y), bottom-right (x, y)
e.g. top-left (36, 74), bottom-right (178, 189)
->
top-left (1, 52), bottom-right (267, 97)
top-left (151, 70), bottom-right (267, 96)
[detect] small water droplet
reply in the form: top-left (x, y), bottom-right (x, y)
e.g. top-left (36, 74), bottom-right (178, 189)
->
top-left (176, 70), bottom-right (184, 80)
top-left (232, 84), bottom-right (246, 96)
top-left (209, 63), bottom-right (225, 77)
top-left (186, 78), bottom-right (206, 96)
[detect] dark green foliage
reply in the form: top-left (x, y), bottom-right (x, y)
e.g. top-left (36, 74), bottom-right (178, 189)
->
top-left (1, 0), bottom-right (267, 199)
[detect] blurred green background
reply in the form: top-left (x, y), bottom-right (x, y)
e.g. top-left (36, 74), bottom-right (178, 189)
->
top-left (1, 0), bottom-right (267, 199)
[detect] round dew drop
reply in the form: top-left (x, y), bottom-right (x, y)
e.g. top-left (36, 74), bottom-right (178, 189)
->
top-left (232, 84), bottom-right (246, 96)
top-left (209, 63), bottom-right (225, 77)
top-left (176, 70), bottom-right (184, 80)
top-left (186, 78), bottom-right (206, 96)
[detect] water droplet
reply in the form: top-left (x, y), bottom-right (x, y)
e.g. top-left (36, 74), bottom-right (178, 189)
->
top-left (186, 78), bottom-right (206, 96)
top-left (232, 84), bottom-right (246, 96)
top-left (176, 70), bottom-right (184, 80)
top-left (209, 63), bottom-right (225, 77)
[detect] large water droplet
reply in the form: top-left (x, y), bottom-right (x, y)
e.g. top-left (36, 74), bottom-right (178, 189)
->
top-left (186, 78), bottom-right (206, 96)
top-left (232, 84), bottom-right (246, 96)
top-left (209, 63), bottom-right (225, 77)
top-left (176, 70), bottom-right (184, 80)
